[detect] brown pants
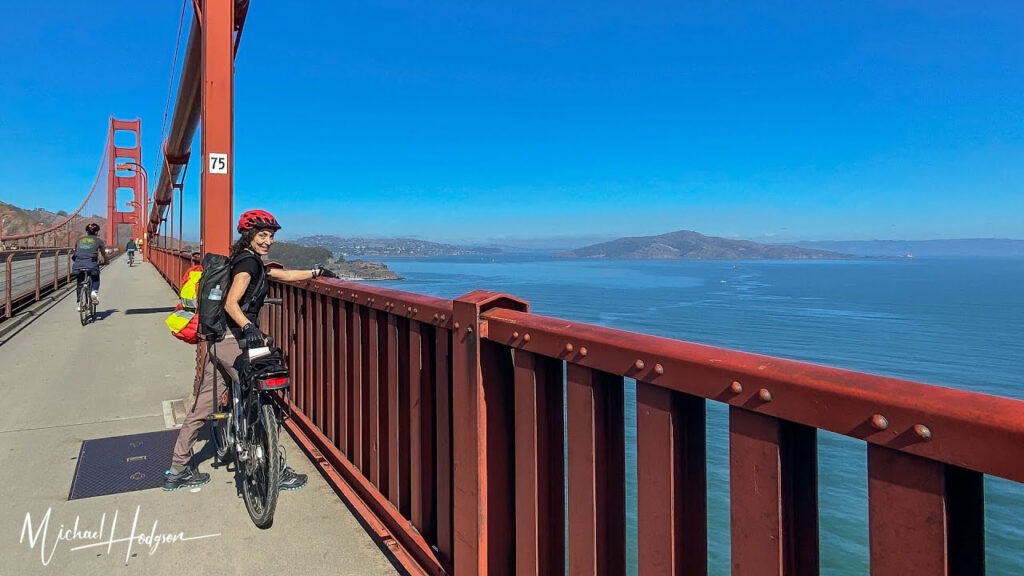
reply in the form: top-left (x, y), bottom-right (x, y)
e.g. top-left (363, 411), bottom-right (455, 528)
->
top-left (171, 337), bottom-right (242, 468)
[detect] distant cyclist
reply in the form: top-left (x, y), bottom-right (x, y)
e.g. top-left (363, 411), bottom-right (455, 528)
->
top-left (72, 223), bottom-right (109, 311)
top-left (165, 209), bottom-right (338, 491)
top-left (125, 238), bottom-right (137, 264)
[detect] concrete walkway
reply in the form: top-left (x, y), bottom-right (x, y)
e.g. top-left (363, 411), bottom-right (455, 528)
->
top-left (0, 256), bottom-right (401, 575)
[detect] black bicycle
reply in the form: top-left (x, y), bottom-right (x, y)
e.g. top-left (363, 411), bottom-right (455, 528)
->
top-left (209, 300), bottom-right (289, 528)
top-left (76, 271), bottom-right (96, 325)
top-left (126, 250), bottom-right (135, 267)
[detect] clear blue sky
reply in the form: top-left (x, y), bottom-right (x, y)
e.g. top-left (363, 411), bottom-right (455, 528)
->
top-left (2, 1), bottom-right (1022, 243)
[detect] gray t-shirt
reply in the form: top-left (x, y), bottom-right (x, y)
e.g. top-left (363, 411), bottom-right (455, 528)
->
top-left (72, 235), bottom-right (106, 268)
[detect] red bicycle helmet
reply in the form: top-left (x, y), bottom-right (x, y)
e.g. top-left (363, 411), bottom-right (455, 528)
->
top-left (237, 209), bottom-right (282, 233)
top-left (85, 222), bottom-right (100, 234)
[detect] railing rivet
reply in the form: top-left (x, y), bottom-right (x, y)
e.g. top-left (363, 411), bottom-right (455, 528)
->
top-left (454, 322), bottom-right (461, 330)
top-left (914, 424), bottom-right (932, 441)
top-left (433, 313), bottom-right (439, 321)
top-left (467, 325), bottom-right (474, 333)
top-left (440, 314), bottom-right (446, 322)
top-left (731, 381), bottom-right (743, 393)
top-left (871, 414), bottom-right (889, 430)
top-left (654, 363), bottom-right (664, 375)
top-left (513, 331), bottom-right (520, 338)
top-left (759, 388), bottom-right (772, 402)
top-left (565, 343), bottom-right (574, 353)
top-left (634, 359), bottom-right (645, 370)
top-left (413, 308), bottom-right (418, 314)
top-left (579, 347), bottom-right (588, 357)
top-left (523, 333), bottom-right (531, 342)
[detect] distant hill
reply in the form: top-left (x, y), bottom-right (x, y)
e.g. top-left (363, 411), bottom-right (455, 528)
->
top-left (295, 235), bottom-right (499, 258)
top-left (268, 241), bottom-right (402, 280)
top-left (557, 230), bottom-right (853, 260)
top-left (0, 201), bottom-right (106, 247)
top-left (792, 239), bottom-right (1024, 258)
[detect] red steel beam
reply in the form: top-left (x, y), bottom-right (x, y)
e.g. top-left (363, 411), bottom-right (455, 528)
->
top-left (199, 0), bottom-right (234, 255)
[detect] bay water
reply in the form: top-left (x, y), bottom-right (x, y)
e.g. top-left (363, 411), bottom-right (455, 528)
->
top-left (376, 256), bottom-right (1024, 574)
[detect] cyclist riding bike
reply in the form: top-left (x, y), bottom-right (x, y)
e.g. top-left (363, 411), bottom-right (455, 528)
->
top-left (165, 209), bottom-right (338, 491)
top-left (125, 238), bottom-right (137, 264)
top-left (72, 223), bottom-right (108, 312)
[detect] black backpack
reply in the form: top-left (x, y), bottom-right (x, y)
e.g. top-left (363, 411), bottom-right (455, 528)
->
top-left (197, 253), bottom-right (232, 341)
top-left (197, 251), bottom-right (264, 341)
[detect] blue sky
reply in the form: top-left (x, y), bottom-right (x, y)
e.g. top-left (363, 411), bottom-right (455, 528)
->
top-left (1, 1), bottom-right (1022, 243)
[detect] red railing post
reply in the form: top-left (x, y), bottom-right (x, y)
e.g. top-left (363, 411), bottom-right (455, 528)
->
top-left (566, 364), bottom-right (626, 576)
top-left (34, 251), bottom-right (42, 301)
top-left (867, 446), bottom-right (984, 575)
top-left (4, 253), bottom-right (12, 318)
top-left (513, 350), bottom-right (566, 575)
top-left (53, 250), bottom-right (59, 290)
top-left (451, 291), bottom-right (528, 575)
top-left (636, 384), bottom-right (707, 575)
top-left (729, 408), bottom-right (819, 576)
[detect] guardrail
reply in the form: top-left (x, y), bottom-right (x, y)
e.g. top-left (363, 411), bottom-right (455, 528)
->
top-left (1, 249), bottom-right (74, 320)
top-left (149, 246), bottom-right (199, 290)
top-left (148, 251), bottom-right (1023, 575)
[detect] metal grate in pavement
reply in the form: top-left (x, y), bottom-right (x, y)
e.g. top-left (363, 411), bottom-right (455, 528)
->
top-left (68, 429), bottom-right (179, 500)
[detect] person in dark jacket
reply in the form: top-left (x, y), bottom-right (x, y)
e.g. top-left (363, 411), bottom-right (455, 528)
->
top-left (71, 223), bottom-right (108, 311)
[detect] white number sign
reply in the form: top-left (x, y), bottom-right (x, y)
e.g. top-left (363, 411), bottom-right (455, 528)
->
top-left (208, 153), bottom-right (228, 174)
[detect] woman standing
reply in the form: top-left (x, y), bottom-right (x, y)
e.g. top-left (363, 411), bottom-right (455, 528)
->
top-left (165, 209), bottom-right (336, 491)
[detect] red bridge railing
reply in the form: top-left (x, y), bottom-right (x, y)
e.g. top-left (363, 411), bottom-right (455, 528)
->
top-left (148, 250), bottom-right (1023, 575)
top-left (149, 246), bottom-right (198, 291)
top-left (1, 249), bottom-right (75, 320)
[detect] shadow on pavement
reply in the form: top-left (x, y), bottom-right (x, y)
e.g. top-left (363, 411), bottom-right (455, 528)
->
top-left (125, 306), bottom-right (177, 315)
top-left (93, 308), bottom-right (119, 321)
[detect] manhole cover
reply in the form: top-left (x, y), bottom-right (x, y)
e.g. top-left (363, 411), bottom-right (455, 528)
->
top-left (68, 429), bottom-right (180, 500)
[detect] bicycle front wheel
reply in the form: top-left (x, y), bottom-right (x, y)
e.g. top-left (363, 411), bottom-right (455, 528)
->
top-left (242, 403), bottom-right (280, 528)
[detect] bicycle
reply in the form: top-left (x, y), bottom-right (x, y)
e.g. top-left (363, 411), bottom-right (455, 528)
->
top-left (209, 299), bottom-right (289, 528)
top-left (126, 250), bottom-right (135, 267)
top-left (76, 270), bottom-right (97, 325)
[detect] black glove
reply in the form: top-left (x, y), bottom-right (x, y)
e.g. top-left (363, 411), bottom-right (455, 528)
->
top-left (241, 322), bottom-right (265, 349)
top-left (312, 265), bottom-right (338, 279)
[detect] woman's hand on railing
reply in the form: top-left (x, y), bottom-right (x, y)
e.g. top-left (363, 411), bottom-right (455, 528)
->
top-left (312, 265), bottom-right (338, 279)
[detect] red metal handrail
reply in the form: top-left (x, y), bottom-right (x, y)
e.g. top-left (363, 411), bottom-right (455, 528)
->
top-left (1, 248), bottom-right (75, 320)
top-left (146, 250), bottom-right (1022, 575)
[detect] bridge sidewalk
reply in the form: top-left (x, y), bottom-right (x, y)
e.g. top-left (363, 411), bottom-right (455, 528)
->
top-left (0, 256), bottom-right (400, 575)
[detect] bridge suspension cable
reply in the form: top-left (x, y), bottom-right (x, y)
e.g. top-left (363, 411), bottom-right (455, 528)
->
top-left (1, 136), bottom-right (110, 248)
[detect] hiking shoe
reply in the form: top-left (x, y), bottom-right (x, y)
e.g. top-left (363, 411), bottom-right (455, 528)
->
top-left (90, 291), bottom-right (99, 305)
top-left (163, 467), bottom-right (211, 491)
top-left (75, 303), bottom-right (82, 312)
top-left (280, 466), bottom-right (307, 491)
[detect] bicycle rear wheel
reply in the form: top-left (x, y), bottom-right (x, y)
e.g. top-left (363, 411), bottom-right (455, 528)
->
top-left (78, 281), bottom-right (89, 326)
top-left (242, 402), bottom-right (280, 528)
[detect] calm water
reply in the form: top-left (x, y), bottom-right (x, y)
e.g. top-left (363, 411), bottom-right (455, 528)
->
top-left (376, 256), bottom-right (1024, 575)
